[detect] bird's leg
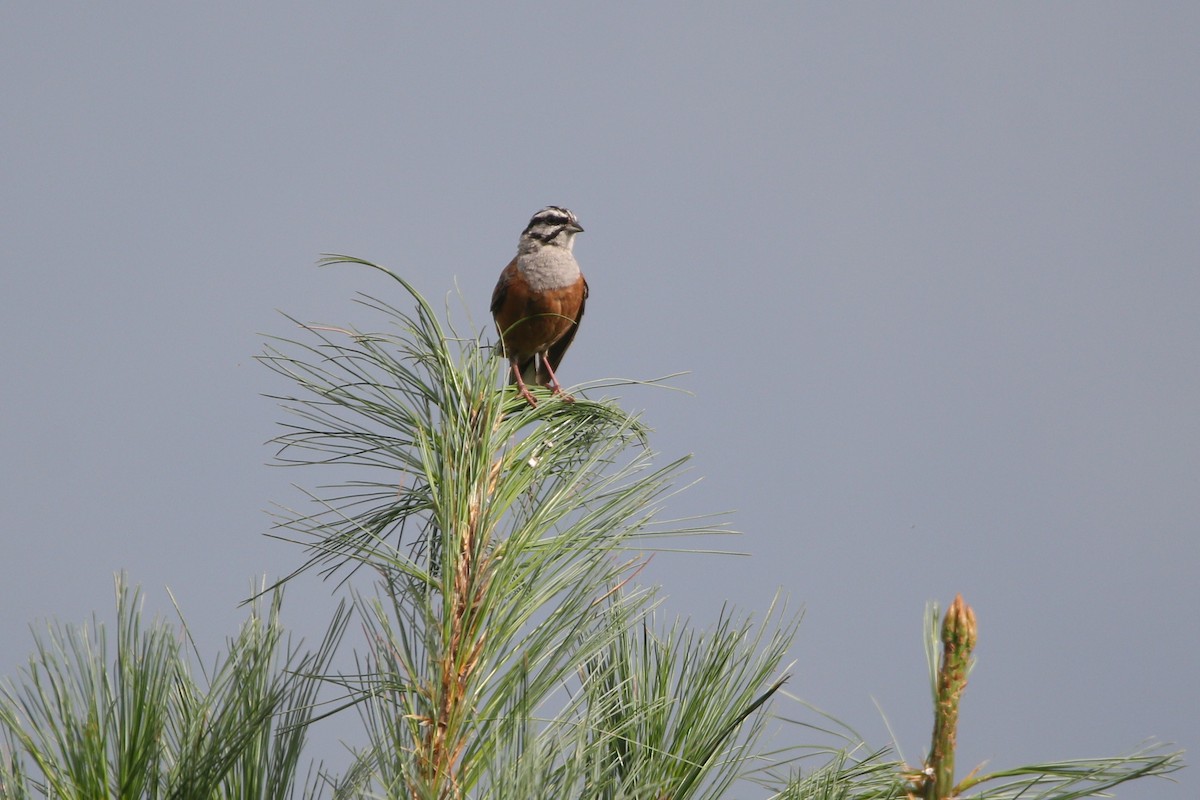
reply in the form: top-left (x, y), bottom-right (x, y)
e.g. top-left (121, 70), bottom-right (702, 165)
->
top-left (540, 355), bottom-right (575, 403)
top-left (511, 360), bottom-right (539, 407)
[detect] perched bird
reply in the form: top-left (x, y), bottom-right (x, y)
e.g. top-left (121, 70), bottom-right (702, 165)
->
top-left (490, 206), bottom-right (589, 406)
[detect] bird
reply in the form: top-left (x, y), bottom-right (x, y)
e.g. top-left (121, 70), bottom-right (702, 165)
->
top-left (490, 206), bottom-right (589, 406)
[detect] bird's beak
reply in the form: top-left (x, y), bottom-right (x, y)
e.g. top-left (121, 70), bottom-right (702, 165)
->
top-left (569, 222), bottom-right (584, 233)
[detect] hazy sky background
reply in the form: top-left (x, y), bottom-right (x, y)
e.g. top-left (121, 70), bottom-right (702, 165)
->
top-left (2, 4), bottom-right (1196, 797)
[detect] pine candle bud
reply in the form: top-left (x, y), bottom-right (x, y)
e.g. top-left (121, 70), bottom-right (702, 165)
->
top-left (926, 594), bottom-right (978, 800)
top-left (942, 593), bottom-right (977, 654)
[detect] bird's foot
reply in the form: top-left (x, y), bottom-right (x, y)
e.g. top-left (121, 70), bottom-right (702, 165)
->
top-left (510, 361), bottom-right (540, 407)
top-left (541, 357), bottom-right (574, 402)
top-left (517, 385), bottom-right (539, 407)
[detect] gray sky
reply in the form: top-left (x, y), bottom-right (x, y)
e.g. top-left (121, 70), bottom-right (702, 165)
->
top-left (2, 4), bottom-right (1196, 797)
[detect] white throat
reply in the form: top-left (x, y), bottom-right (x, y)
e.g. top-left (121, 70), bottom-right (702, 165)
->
top-left (517, 239), bottom-right (580, 292)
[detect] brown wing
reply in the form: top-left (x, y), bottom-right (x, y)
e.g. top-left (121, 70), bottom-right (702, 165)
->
top-left (490, 257), bottom-right (524, 357)
top-left (544, 273), bottom-right (588, 372)
top-left (490, 257), bottom-right (517, 319)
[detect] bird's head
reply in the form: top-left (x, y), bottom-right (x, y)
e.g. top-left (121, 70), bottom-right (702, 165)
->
top-left (520, 206), bottom-right (584, 251)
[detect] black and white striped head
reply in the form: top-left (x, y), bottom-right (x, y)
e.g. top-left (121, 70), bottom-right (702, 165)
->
top-left (520, 206), bottom-right (584, 251)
